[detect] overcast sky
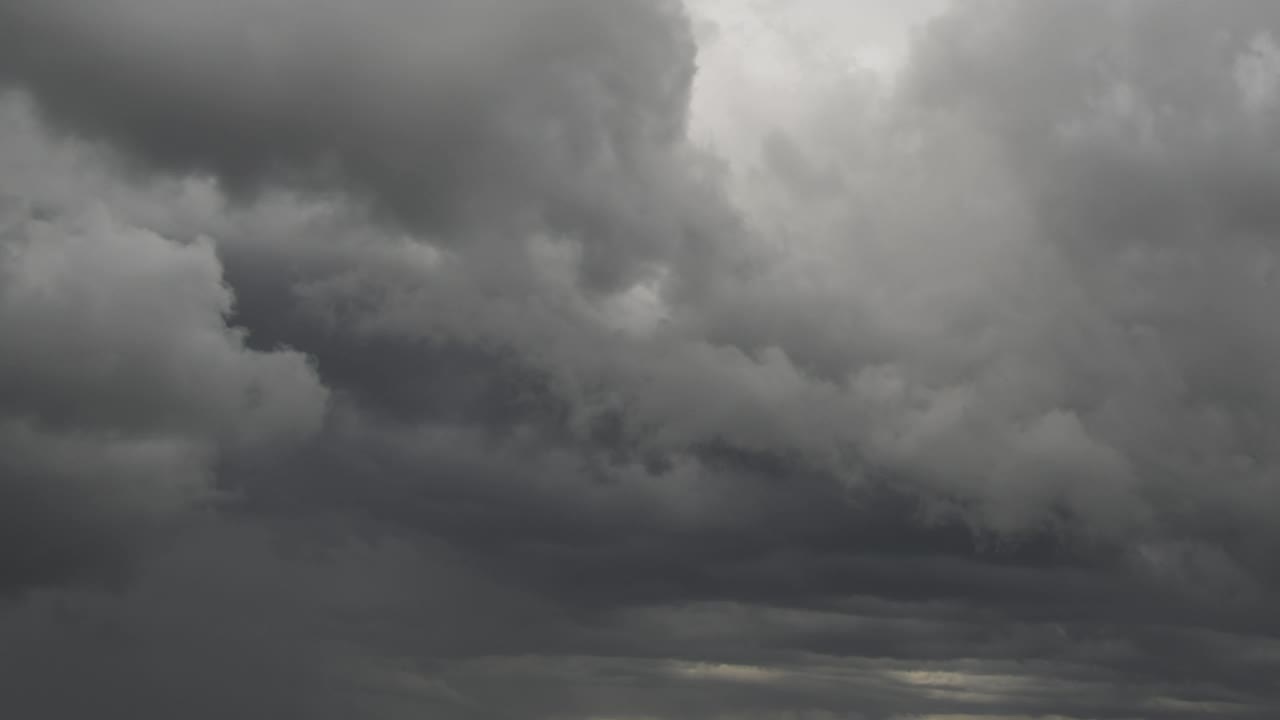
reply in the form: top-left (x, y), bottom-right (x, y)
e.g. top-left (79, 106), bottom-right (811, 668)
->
top-left (2, 1), bottom-right (1280, 718)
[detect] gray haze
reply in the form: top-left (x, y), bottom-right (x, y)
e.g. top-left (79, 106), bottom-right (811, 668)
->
top-left (1, 1), bottom-right (1280, 718)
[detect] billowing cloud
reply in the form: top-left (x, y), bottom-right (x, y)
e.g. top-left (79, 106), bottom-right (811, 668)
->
top-left (0, 0), bottom-right (724, 291)
top-left (1, 1), bottom-right (1280, 718)
top-left (0, 111), bottom-right (326, 589)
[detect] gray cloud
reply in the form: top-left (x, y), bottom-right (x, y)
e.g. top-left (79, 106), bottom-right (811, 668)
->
top-left (0, 0), bottom-right (725, 291)
top-left (2, 0), bottom-right (1280, 718)
top-left (894, 0), bottom-right (1280, 557)
top-left (0, 180), bottom-right (326, 591)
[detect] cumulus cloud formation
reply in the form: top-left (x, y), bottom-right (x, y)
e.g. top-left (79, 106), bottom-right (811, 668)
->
top-left (0, 139), bottom-right (326, 588)
top-left (1, 0), bottom-right (1280, 718)
top-left (0, 0), bottom-right (720, 291)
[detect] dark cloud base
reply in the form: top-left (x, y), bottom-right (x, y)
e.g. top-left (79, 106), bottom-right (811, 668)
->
top-left (2, 0), bottom-right (1280, 718)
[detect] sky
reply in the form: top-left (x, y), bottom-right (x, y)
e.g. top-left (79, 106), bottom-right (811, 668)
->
top-left (1, 1), bottom-right (1280, 718)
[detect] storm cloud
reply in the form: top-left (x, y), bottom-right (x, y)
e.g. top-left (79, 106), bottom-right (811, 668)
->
top-left (1, 1), bottom-right (1280, 718)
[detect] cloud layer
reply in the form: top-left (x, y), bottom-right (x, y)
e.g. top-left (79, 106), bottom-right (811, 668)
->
top-left (1, 0), bottom-right (1280, 718)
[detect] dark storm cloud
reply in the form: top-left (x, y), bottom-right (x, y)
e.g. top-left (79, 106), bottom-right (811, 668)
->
top-left (0, 0), bottom-right (723, 291)
top-left (0, 182), bottom-right (326, 591)
top-left (4, 0), bottom-right (1280, 718)
top-left (897, 0), bottom-right (1280, 564)
top-left (0, 518), bottom-right (578, 720)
